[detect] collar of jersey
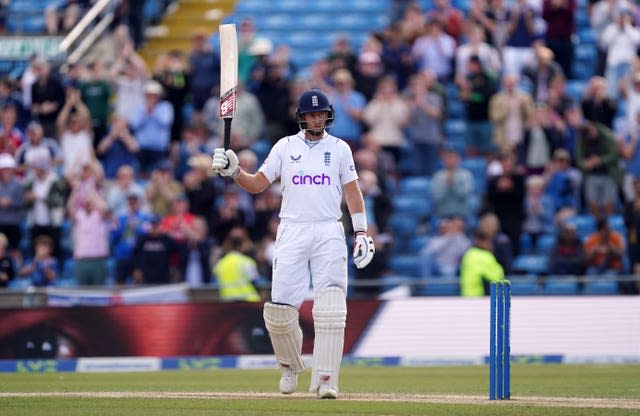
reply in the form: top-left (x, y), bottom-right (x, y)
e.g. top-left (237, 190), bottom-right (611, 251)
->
top-left (298, 131), bottom-right (327, 148)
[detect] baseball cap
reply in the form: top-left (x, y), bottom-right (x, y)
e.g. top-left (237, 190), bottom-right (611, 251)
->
top-left (143, 80), bottom-right (163, 95)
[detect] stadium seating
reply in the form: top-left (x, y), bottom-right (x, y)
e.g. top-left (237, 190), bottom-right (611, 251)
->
top-left (511, 254), bottom-right (549, 276)
top-left (414, 279), bottom-right (460, 296)
top-left (509, 275), bottom-right (540, 296)
top-left (582, 279), bottom-right (619, 295)
top-left (543, 278), bottom-right (580, 296)
top-left (398, 176), bottom-right (431, 196)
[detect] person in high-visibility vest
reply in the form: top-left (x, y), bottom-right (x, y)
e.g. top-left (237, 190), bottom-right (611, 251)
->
top-left (459, 229), bottom-right (505, 296)
top-left (213, 231), bottom-right (261, 302)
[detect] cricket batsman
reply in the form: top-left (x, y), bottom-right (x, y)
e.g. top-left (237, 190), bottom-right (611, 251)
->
top-left (211, 88), bottom-right (375, 399)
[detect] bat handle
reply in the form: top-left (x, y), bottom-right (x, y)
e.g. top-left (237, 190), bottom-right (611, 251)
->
top-left (223, 118), bottom-right (232, 168)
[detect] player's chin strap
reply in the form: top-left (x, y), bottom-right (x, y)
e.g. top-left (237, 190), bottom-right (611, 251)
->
top-left (309, 286), bottom-right (347, 393)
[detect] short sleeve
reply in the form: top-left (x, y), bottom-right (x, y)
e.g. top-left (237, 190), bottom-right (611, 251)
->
top-left (258, 139), bottom-right (283, 183)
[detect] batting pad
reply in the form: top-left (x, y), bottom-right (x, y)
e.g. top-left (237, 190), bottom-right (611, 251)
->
top-left (263, 302), bottom-right (305, 373)
top-left (309, 286), bottom-right (347, 392)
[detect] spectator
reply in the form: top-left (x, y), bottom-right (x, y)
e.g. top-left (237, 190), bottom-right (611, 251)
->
top-left (68, 194), bottom-right (110, 286)
top-left (20, 54), bottom-right (42, 110)
top-left (237, 18), bottom-right (259, 84)
top-left (57, 89), bottom-right (96, 181)
top-left (45, 0), bottom-right (83, 35)
top-left (584, 216), bottom-right (626, 276)
top-left (127, 0), bottom-right (147, 49)
top-left (398, 2), bottom-right (426, 45)
top-left (477, 212), bottom-right (515, 275)
top-left (14, 121), bottom-right (63, 177)
top-left (516, 103), bottom-right (565, 175)
top-left (454, 24), bottom-right (502, 86)
top-left (213, 186), bottom-right (249, 245)
top-left (353, 225), bottom-right (391, 298)
top-left (30, 58), bottom-right (65, 139)
top-left (483, 151), bottom-right (526, 254)
top-left (0, 153), bottom-right (24, 255)
top-left (522, 46), bottom-right (565, 104)
top-left (0, 104), bottom-right (24, 156)
top-left (590, 0), bottom-right (630, 76)
top-left (379, 24), bottom-right (415, 91)
top-left (23, 157), bottom-right (66, 261)
top-left (411, 19), bottom-right (457, 83)
top-left (105, 164), bottom-right (147, 217)
top-left (110, 192), bottom-right (153, 285)
top-left (253, 59), bottom-right (293, 143)
top-left (353, 51), bottom-right (385, 102)
top-left (421, 216), bottom-right (471, 277)
top-left (183, 154), bottom-right (219, 238)
top-left (78, 61), bottom-right (112, 148)
top-left (145, 160), bottom-right (184, 217)
top-left (362, 75), bottom-right (410, 164)
top-left (467, 0), bottom-right (510, 51)
top-left (617, 110), bottom-right (640, 203)
top-left (85, 23), bottom-right (133, 68)
top-left (66, 158), bottom-right (105, 212)
top-left (459, 229), bottom-right (505, 296)
top-left (153, 50), bottom-right (189, 144)
top-left (543, 148), bottom-right (582, 213)
top-left (188, 27), bottom-right (220, 113)
top-left (97, 116), bottom-right (140, 179)
top-left (601, 7), bottom-right (640, 100)
top-left (403, 71), bottom-right (444, 176)
top-left (489, 73), bottom-right (535, 153)
top-left (458, 55), bottom-right (498, 157)
top-left (18, 235), bottom-right (57, 287)
top-left (542, 0), bottom-right (576, 78)
top-left (252, 183), bottom-right (282, 242)
top-left (548, 221), bottom-right (586, 275)
top-left (109, 43), bottom-right (149, 125)
top-left (245, 37), bottom-right (276, 93)
top-left (172, 120), bottom-right (213, 181)
top-left (0, 78), bottom-right (28, 130)
top-left (502, 0), bottom-right (540, 76)
top-left (431, 146), bottom-right (474, 219)
top-left (213, 226), bottom-right (261, 302)
top-left (575, 122), bottom-right (621, 217)
top-left (357, 169), bottom-right (392, 235)
top-left (183, 215), bottom-right (211, 287)
top-left (327, 34), bottom-right (358, 75)
top-left (522, 175), bottom-right (555, 246)
top-left (327, 69), bottom-right (366, 151)
top-left (623, 177), bottom-right (640, 293)
top-left (159, 193), bottom-right (198, 280)
top-left (0, 233), bottom-right (14, 287)
top-left (581, 76), bottom-right (617, 129)
top-left (427, 0), bottom-right (465, 43)
top-left (132, 215), bottom-right (180, 285)
top-left (130, 80), bottom-right (174, 177)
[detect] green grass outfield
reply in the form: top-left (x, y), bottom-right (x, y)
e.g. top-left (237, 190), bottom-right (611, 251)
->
top-left (1, 365), bottom-right (640, 415)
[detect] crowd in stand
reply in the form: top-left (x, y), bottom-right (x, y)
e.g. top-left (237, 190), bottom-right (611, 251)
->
top-left (0, 0), bottom-right (639, 297)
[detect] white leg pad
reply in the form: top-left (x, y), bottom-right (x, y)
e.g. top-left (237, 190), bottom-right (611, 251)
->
top-left (309, 286), bottom-right (347, 393)
top-left (263, 302), bottom-right (305, 373)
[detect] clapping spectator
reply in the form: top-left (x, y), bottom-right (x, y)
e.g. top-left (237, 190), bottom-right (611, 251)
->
top-left (379, 24), bottom-right (415, 91)
top-left (542, 0), bottom-right (577, 78)
top-left (18, 235), bottom-right (57, 287)
top-left (584, 216), bottom-right (626, 276)
top-left (30, 58), bottom-right (65, 139)
top-left (516, 103), bottom-right (565, 175)
top-left (105, 164), bottom-right (146, 217)
top-left (477, 212), bottom-right (514, 274)
top-left (79, 60), bottom-right (112, 147)
top-left (153, 50), bottom-right (189, 144)
top-left (145, 160), bottom-right (184, 217)
top-left (132, 216), bottom-right (179, 284)
top-left (0, 233), bottom-right (14, 288)
top-left (0, 153), bottom-right (24, 256)
top-left (14, 121), bottom-right (63, 177)
top-left (502, 0), bottom-right (540, 76)
top-left (353, 51), bottom-right (385, 102)
top-left (489, 73), bottom-right (535, 153)
top-left (411, 19), bottom-right (457, 83)
top-left (57, 88), bottom-right (96, 181)
top-left (420, 217), bottom-right (471, 278)
top-left (188, 27), bottom-right (220, 114)
top-left (581, 76), bottom-right (617, 129)
top-left (548, 222), bottom-right (586, 275)
top-left (522, 175), bottom-right (555, 246)
top-left (454, 24), bottom-right (502, 86)
top-left (327, 69), bottom-right (366, 151)
top-left (183, 154), bottom-right (219, 238)
top-left (543, 148), bottom-right (582, 214)
top-left (522, 46), bottom-right (564, 104)
top-left (0, 104), bottom-right (24, 156)
top-left (109, 42), bottom-right (149, 125)
top-left (431, 147), bottom-right (474, 219)
top-left (623, 177), bottom-right (640, 293)
top-left (601, 7), bottom-right (640, 100)
top-left (97, 116), bottom-right (140, 179)
top-left (427, 0), bottom-right (465, 43)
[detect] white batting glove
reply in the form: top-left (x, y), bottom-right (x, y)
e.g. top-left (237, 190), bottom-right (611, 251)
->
top-left (211, 148), bottom-right (240, 178)
top-left (353, 232), bottom-right (375, 269)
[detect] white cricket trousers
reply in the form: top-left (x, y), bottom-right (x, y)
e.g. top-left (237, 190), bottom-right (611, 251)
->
top-left (271, 219), bottom-right (348, 309)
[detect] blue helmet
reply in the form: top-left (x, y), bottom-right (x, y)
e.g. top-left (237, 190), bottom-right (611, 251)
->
top-left (296, 89), bottom-right (334, 132)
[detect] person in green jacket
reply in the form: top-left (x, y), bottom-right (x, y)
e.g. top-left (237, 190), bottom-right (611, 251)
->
top-left (459, 229), bottom-right (505, 296)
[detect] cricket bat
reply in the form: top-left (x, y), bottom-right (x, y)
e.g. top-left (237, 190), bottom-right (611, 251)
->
top-left (219, 23), bottom-right (238, 152)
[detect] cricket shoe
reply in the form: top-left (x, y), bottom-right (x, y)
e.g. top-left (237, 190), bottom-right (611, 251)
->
top-left (279, 367), bottom-right (298, 394)
top-left (317, 385), bottom-right (338, 399)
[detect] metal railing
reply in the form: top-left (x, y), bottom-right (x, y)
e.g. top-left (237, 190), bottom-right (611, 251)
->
top-left (58, 0), bottom-right (116, 64)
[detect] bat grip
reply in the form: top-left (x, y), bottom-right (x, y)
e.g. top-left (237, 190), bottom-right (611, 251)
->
top-left (223, 118), bottom-right (232, 168)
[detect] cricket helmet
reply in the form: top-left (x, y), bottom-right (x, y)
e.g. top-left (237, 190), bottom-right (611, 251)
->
top-left (296, 89), bottom-right (334, 132)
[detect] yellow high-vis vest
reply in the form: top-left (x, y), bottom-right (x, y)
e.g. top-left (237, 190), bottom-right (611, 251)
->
top-left (213, 251), bottom-right (261, 302)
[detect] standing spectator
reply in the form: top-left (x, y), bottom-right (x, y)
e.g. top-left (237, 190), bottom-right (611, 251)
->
top-left (398, 2), bottom-right (426, 45)
top-left (213, 227), bottom-right (261, 302)
top-left (522, 46), bottom-right (565, 104)
top-left (158, 193), bottom-right (198, 278)
top-left (477, 212), bottom-right (514, 274)
top-left (67, 160), bottom-right (105, 213)
top-left (624, 177), bottom-right (640, 293)
top-left (353, 51), bottom-right (385, 102)
top-left (581, 76), bottom-right (618, 129)
top-left (97, 116), bottom-right (140, 179)
top-left (617, 110), bottom-right (640, 203)
top-left (548, 222), bottom-right (586, 275)
top-left (130, 80), bottom-right (174, 177)
top-left (327, 69), bottom-right (366, 151)
top-left (109, 43), bottom-right (149, 125)
top-left (404, 71), bottom-right (444, 176)
top-left (575, 122), bottom-right (621, 217)
top-left (0, 153), bottom-right (24, 256)
top-left (601, 7), bottom-right (640, 100)
top-left (543, 148), bottom-right (582, 213)
top-left (420, 216), bottom-right (471, 277)
top-left (0, 78), bottom-right (28, 131)
top-left (458, 55), bottom-right (498, 157)
top-left (79, 61), bottom-right (112, 148)
top-left (183, 154), bottom-right (219, 238)
top-left (427, 0), bottom-right (465, 42)
top-left (145, 160), bottom-right (184, 217)
top-left (153, 50), bottom-right (189, 144)
top-left (237, 18), bottom-right (259, 84)
top-left (502, 0), bottom-right (539, 76)
top-left (522, 174), bottom-right (555, 246)
top-left (379, 24), bottom-right (415, 91)
top-left (105, 164), bottom-right (147, 217)
top-left (584, 216), bottom-right (626, 275)
top-left (352, 226), bottom-right (391, 298)
top-left (619, 67), bottom-right (640, 133)
top-left (0, 104), bottom-right (25, 156)
top-left (14, 121), bottom-right (63, 177)
top-left (172, 120), bottom-right (213, 181)
top-left (68, 194), bottom-right (110, 286)
top-left (483, 151), bottom-right (526, 254)
top-left (459, 229), bottom-right (506, 296)
top-left (516, 103), bottom-right (565, 175)
top-left (133, 215), bottom-right (179, 285)
top-left (254, 60), bottom-right (293, 143)
top-left (362, 75), bottom-right (410, 164)
top-left (468, 0), bottom-right (509, 50)
top-left (188, 27), bottom-right (220, 114)
top-left (110, 192), bottom-right (152, 285)
top-left (326, 34), bottom-right (358, 75)
top-left (20, 54), bottom-right (42, 111)
top-left (23, 157), bottom-right (66, 261)
top-left (590, 0), bottom-right (631, 76)
top-left (30, 58), bottom-right (65, 139)
top-left (0, 233), bottom-right (14, 287)
top-left (542, 0), bottom-right (576, 78)
top-left (489, 73), bottom-right (535, 153)
top-left (182, 216), bottom-right (211, 287)
top-left (356, 169), bottom-right (392, 235)
top-left (18, 235), bottom-right (57, 287)
top-left (454, 24), bottom-right (502, 86)
top-left (56, 89), bottom-right (96, 181)
top-left (127, 0), bottom-right (147, 49)
top-left (411, 19), bottom-right (457, 83)
top-left (431, 147), bottom-right (474, 219)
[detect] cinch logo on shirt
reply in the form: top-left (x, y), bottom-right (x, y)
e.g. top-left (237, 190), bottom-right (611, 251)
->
top-left (292, 171), bottom-right (331, 185)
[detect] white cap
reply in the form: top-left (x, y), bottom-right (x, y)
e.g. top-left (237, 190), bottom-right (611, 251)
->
top-left (248, 38), bottom-right (273, 56)
top-left (143, 80), bottom-right (164, 95)
top-left (0, 153), bottom-right (16, 169)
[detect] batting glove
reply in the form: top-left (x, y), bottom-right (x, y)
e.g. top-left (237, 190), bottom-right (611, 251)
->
top-left (211, 148), bottom-right (240, 178)
top-left (353, 232), bottom-right (375, 269)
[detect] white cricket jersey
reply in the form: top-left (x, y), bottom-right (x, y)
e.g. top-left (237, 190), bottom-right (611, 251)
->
top-left (259, 131), bottom-right (358, 222)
